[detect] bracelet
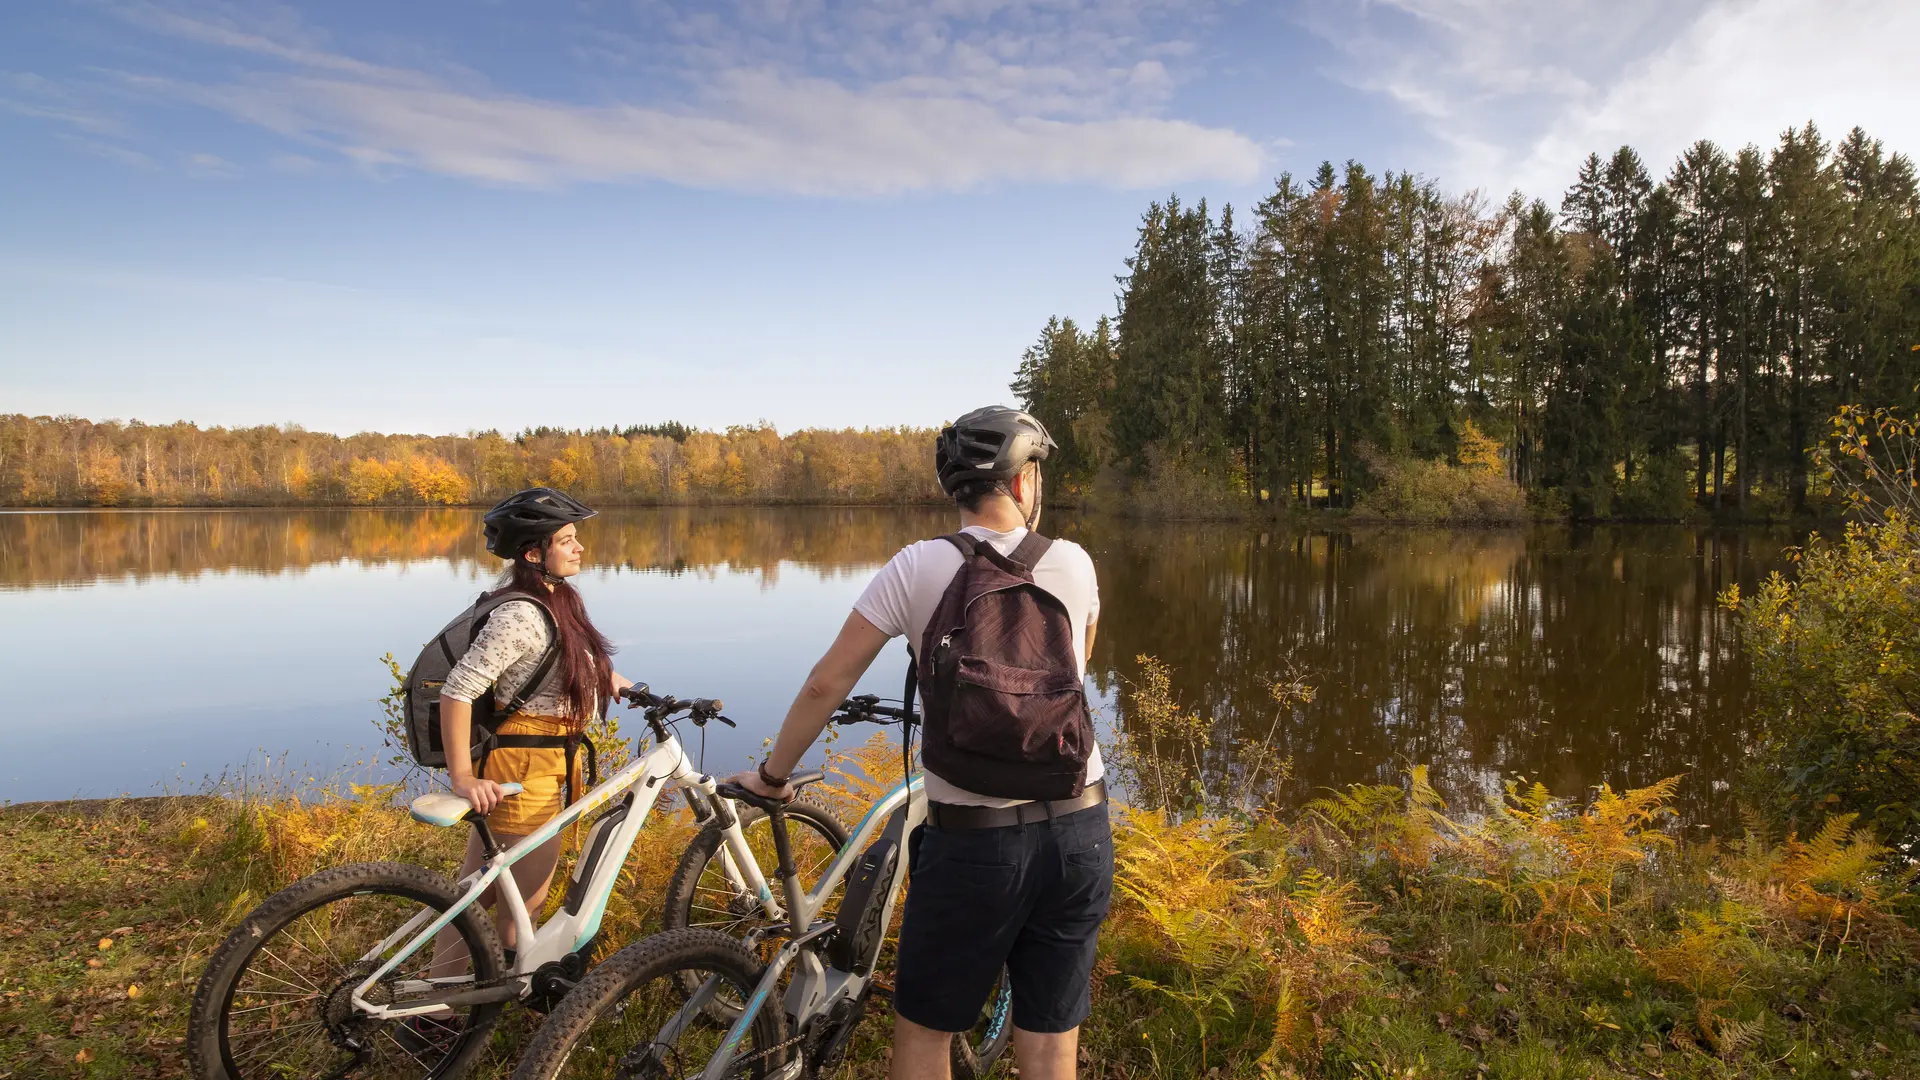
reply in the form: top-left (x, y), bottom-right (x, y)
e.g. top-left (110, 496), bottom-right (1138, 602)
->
top-left (758, 760), bottom-right (790, 787)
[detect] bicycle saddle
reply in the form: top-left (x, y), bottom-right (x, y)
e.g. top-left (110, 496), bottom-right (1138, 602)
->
top-left (715, 769), bottom-right (825, 812)
top-left (409, 782), bottom-right (525, 827)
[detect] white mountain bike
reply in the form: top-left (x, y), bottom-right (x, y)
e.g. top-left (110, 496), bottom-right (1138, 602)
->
top-left (187, 686), bottom-right (850, 1080)
top-left (506, 695), bottom-right (1015, 1080)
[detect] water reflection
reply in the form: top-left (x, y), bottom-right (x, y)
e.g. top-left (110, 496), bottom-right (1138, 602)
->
top-left (1069, 522), bottom-right (1792, 828)
top-left (0, 510), bottom-right (1794, 824)
top-left (0, 507), bottom-right (949, 587)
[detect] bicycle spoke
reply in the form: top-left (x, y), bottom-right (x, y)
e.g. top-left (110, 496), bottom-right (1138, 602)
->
top-left (253, 944), bottom-right (321, 992)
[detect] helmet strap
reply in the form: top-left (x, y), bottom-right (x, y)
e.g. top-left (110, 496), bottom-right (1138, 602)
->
top-left (523, 539), bottom-right (566, 587)
top-left (1022, 465), bottom-right (1043, 532)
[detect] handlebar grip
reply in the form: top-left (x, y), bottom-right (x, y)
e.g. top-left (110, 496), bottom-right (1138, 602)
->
top-left (691, 698), bottom-right (724, 713)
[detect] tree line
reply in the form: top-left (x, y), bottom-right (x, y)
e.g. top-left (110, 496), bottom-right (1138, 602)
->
top-left (1015, 123), bottom-right (1920, 517)
top-left (0, 416), bottom-right (940, 507)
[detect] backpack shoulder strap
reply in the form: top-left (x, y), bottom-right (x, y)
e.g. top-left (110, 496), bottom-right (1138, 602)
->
top-left (939, 533), bottom-right (977, 556)
top-left (499, 593), bottom-right (562, 718)
top-left (1007, 530), bottom-right (1053, 571)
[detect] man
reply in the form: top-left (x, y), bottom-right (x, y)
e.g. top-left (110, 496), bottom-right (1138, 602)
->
top-left (731, 405), bottom-right (1110, 1080)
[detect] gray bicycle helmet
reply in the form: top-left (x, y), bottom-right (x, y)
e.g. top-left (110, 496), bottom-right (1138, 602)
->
top-left (934, 406), bottom-right (1057, 496)
top-left (483, 487), bottom-right (598, 559)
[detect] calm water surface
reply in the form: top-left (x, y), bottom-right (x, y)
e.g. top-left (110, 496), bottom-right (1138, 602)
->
top-left (0, 509), bottom-right (1799, 825)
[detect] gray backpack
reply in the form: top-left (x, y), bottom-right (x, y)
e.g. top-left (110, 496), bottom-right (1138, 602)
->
top-left (401, 590), bottom-right (561, 768)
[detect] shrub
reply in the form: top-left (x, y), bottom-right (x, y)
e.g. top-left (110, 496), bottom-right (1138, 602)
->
top-left (1725, 512), bottom-right (1920, 851)
top-left (1350, 455), bottom-right (1527, 524)
top-left (1613, 450), bottom-right (1694, 520)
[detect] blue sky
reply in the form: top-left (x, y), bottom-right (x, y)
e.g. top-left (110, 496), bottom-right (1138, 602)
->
top-left (4, 0), bottom-right (1914, 436)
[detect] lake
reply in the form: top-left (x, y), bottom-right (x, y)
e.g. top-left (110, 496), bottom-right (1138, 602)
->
top-left (0, 508), bottom-right (1797, 827)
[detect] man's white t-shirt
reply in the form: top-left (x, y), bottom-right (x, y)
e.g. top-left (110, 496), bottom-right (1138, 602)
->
top-left (853, 524), bottom-right (1103, 808)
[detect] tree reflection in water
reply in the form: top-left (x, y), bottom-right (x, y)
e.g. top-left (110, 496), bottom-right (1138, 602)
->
top-left (2, 509), bottom-right (1795, 826)
top-left (1054, 520), bottom-right (1798, 831)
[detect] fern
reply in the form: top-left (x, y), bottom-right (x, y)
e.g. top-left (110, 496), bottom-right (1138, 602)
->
top-left (1716, 811), bottom-right (1915, 955)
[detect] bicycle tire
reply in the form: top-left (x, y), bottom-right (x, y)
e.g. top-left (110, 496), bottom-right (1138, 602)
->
top-left (662, 797), bottom-right (849, 940)
top-left (188, 861), bottom-right (506, 1080)
top-left (509, 927), bottom-right (789, 1080)
top-left (950, 968), bottom-right (1014, 1079)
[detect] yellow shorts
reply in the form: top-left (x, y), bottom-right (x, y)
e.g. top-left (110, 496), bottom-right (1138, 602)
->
top-left (476, 714), bottom-right (584, 837)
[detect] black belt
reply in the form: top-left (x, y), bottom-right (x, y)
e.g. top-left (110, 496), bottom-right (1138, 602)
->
top-left (927, 781), bottom-right (1106, 830)
top-left (478, 734), bottom-right (598, 807)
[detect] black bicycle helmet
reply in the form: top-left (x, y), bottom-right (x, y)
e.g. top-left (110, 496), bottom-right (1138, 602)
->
top-left (483, 487), bottom-right (598, 559)
top-left (934, 405), bottom-right (1057, 496)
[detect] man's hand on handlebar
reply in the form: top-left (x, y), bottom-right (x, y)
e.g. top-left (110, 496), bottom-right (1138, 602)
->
top-left (725, 768), bottom-right (793, 803)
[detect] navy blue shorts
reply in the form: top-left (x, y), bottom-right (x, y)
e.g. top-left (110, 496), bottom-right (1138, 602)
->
top-left (893, 800), bottom-right (1113, 1034)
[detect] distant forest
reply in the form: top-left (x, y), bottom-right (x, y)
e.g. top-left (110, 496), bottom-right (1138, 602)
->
top-left (7, 122), bottom-right (1916, 515)
top-left (0, 418), bottom-right (940, 506)
top-left (1015, 122), bottom-right (1920, 517)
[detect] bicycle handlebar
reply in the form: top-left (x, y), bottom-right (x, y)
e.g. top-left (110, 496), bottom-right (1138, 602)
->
top-left (617, 685), bottom-right (734, 726)
top-left (832, 694), bottom-right (918, 724)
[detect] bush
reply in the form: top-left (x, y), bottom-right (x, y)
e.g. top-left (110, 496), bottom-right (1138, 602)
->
top-left (1350, 455), bottom-right (1527, 524)
top-left (1614, 450), bottom-right (1694, 520)
top-left (1725, 511), bottom-right (1920, 851)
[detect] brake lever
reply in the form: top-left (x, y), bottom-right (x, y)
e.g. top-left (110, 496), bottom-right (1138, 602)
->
top-left (713, 714), bottom-right (737, 728)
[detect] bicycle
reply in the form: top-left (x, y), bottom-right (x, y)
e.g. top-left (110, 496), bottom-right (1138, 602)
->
top-left (188, 685), bottom-right (849, 1080)
top-left (506, 695), bottom-right (1015, 1080)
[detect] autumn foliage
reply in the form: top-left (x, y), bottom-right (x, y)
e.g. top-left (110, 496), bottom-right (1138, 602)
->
top-left (0, 415), bottom-right (940, 507)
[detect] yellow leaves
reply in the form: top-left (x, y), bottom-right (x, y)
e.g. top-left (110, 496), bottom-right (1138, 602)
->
top-left (127, 984), bottom-right (141, 999)
top-left (1581, 1003), bottom-right (1622, 1030)
top-left (75, 1048), bottom-right (94, 1064)
top-left (1640, 909), bottom-right (1747, 998)
top-left (1302, 765), bottom-right (1456, 873)
top-left (1454, 418), bottom-right (1504, 474)
top-left (96, 937), bottom-right (113, 951)
top-left (1715, 813), bottom-right (1913, 955)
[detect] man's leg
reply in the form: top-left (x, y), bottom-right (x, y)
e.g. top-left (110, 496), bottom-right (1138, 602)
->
top-left (889, 1015), bottom-right (953, 1080)
top-left (1011, 1027), bottom-right (1079, 1080)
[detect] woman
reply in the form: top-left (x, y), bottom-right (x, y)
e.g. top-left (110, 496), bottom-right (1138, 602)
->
top-left (429, 487), bottom-right (631, 976)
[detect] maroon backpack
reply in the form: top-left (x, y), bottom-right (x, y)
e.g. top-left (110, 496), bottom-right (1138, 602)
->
top-left (912, 531), bottom-right (1094, 801)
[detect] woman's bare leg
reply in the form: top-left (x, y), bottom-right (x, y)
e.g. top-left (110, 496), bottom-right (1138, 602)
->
top-left (427, 829), bottom-right (565, 978)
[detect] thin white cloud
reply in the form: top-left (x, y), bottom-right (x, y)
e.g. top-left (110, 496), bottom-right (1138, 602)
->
top-left (1508, 0), bottom-right (1920, 197)
top-left (72, 2), bottom-right (1262, 194)
top-left (1307, 0), bottom-right (1918, 198)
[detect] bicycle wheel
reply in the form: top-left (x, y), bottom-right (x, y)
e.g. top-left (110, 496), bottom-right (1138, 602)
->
top-left (662, 797), bottom-right (849, 943)
top-left (509, 928), bottom-right (789, 1080)
top-left (950, 968), bottom-right (1014, 1079)
top-left (189, 861), bottom-right (506, 1080)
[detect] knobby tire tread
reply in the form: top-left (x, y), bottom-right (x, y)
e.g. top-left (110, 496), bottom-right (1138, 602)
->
top-left (188, 860), bottom-right (505, 1080)
top-left (509, 927), bottom-right (787, 1080)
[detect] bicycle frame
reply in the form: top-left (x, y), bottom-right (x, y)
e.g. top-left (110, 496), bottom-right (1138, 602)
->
top-left (698, 770), bottom-right (928, 1080)
top-left (347, 728), bottom-right (779, 1020)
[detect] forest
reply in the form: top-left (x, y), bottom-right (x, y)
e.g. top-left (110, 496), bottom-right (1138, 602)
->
top-left (1016, 122), bottom-right (1920, 518)
top-left (0, 417), bottom-right (939, 506)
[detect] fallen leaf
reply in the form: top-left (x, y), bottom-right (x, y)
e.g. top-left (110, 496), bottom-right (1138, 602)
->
top-left (126, 985), bottom-right (141, 999)
top-left (96, 938), bottom-right (113, 951)
top-left (74, 1049), bottom-right (94, 1064)
top-left (1493, 982), bottom-right (1509, 993)
top-left (86, 959), bottom-right (102, 969)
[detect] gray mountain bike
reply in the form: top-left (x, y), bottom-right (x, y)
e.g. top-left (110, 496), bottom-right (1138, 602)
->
top-left (507, 695), bottom-right (1014, 1080)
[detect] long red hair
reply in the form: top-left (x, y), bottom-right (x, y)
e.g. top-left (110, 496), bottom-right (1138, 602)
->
top-left (505, 544), bottom-right (614, 731)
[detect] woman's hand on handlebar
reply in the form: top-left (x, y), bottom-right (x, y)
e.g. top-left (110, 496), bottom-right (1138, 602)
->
top-left (611, 672), bottom-right (634, 697)
top-left (725, 768), bottom-right (793, 803)
top-left (450, 773), bottom-right (506, 816)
